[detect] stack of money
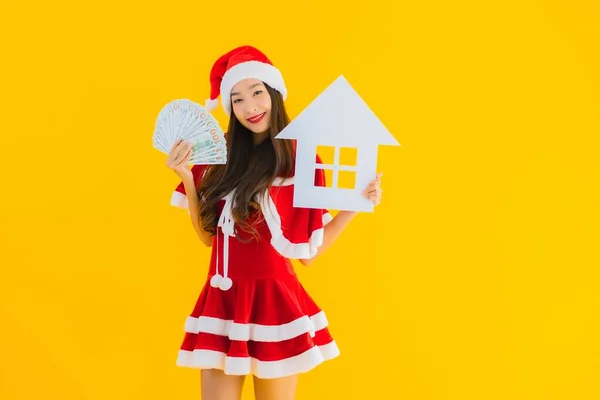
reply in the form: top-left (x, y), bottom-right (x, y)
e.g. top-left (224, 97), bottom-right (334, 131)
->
top-left (153, 99), bottom-right (227, 165)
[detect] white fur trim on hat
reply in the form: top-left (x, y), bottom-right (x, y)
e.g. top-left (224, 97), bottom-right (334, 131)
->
top-left (219, 60), bottom-right (287, 116)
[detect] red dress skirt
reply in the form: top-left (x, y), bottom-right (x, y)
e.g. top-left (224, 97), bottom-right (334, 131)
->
top-left (170, 164), bottom-right (339, 379)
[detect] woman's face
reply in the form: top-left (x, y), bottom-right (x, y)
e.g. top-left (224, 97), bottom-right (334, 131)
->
top-left (230, 78), bottom-right (272, 134)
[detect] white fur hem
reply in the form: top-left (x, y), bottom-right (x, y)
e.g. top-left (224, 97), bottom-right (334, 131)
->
top-left (260, 192), bottom-right (332, 259)
top-left (176, 341), bottom-right (340, 379)
top-left (184, 310), bottom-right (328, 342)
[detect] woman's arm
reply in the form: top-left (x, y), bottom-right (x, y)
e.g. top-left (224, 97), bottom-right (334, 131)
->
top-left (182, 176), bottom-right (213, 247)
top-left (298, 210), bottom-right (358, 266)
top-left (168, 139), bottom-right (212, 247)
top-left (298, 172), bottom-right (383, 266)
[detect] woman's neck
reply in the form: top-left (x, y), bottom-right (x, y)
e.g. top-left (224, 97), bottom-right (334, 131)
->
top-left (253, 131), bottom-right (269, 146)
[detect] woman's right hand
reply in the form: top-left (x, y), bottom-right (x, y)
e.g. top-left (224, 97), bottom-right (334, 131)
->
top-left (166, 139), bottom-right (193, 182)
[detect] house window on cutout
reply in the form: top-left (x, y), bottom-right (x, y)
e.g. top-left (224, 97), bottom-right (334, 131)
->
top-left (316, 145), bottom-right (358, 189)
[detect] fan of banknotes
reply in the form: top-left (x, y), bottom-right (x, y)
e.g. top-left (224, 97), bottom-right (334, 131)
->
top-left (152, 99), bottom-right (227, 165)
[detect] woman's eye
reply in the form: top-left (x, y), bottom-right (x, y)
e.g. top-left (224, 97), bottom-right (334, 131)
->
top-left (233, 98), bottom-right (242, 103)
top-left (254, 90), bottom-right (262, 96)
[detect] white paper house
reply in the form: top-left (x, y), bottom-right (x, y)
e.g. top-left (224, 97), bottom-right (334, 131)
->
top-left (275, 75), bottom-right (400, 212)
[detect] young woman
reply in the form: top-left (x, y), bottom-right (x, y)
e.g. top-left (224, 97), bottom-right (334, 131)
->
top-left (166, 45), bottom-right (383, 400)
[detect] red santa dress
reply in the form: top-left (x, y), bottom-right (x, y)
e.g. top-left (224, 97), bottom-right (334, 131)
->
top-left (169, 159), bottom-right (339, 379)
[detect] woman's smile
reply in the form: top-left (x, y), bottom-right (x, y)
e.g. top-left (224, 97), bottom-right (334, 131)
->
top-left (247, 112), bottom-right (266, 124)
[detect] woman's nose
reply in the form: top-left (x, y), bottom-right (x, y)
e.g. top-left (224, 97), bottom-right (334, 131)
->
top-left (245, 103), bottom-right (257, 115)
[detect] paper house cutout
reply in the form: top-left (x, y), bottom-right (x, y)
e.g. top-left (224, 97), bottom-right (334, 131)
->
top-left (274, 75), bottom-right (400, 212)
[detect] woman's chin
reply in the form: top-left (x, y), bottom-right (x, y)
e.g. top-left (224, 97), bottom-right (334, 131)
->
top-left (248, 124), bottom-right (270, 135)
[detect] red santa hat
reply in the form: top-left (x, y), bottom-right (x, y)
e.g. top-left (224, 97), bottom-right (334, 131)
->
top-left (204, 45), bottom-right (287, 116)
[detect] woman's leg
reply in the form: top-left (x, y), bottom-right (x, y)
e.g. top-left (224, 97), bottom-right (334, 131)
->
top-left (200, 369), bottom-right (246, 400)
top-left (253, 374), bottom-right (299, 400)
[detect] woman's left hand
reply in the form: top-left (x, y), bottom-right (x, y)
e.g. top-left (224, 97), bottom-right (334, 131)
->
top-left (362, 172), bottom-right (384, 206)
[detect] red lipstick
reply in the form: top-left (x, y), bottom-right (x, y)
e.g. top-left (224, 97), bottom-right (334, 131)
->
top-left (247, 112), bottom-right (266, 124)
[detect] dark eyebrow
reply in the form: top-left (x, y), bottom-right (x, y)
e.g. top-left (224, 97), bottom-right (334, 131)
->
top-left (231, 83), bottom-right (263, 97)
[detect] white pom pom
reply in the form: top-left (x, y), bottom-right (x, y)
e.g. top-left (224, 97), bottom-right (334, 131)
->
top-left (205, 98), bottom-right (219, 112)
top-left (210, 274), bottom-right (222, 288)
top-left (218, 277), bottom-right (233, 291)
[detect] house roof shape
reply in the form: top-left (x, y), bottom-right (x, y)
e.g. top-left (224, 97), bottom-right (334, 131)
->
top-left (275, 75), bottom-right (400, 148)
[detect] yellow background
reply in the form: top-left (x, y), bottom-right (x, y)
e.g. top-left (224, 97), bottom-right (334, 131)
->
top-left (1, 0), bottom-right (599, 399)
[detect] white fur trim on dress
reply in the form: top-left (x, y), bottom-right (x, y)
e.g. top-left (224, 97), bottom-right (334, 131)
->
top-left (184, 310), bottom-right (328, 342)
top-left (176, 340), bottom-right (340, 379)
top-left (219, 60), bottom-right (287, 116)
top-left (272, 176), bottom-right (295, 186)
top-left (259, 192), bottom-right (331, 260)
top-left (171, 187), bottom-right (332, 260)
top-left (170, 190), bottom-right (188, 209)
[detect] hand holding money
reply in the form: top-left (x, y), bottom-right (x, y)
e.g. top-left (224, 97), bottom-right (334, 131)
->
top-left (166, 139), bottom-right (193, 182)
top-left (152, 99), bottom-right (227, 165)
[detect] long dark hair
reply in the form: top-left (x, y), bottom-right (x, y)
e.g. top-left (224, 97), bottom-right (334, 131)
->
top-left (196, 83), bottom-right (295, 241)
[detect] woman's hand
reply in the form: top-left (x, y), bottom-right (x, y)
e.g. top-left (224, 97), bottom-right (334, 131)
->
top-left (362, 172), bottom-right (384, 206)
top-left (166, 139), bottom-right (193, 182)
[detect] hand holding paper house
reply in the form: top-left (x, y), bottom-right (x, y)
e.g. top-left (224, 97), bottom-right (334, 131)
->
top-left (274, 75), bottom-right (400, 212)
